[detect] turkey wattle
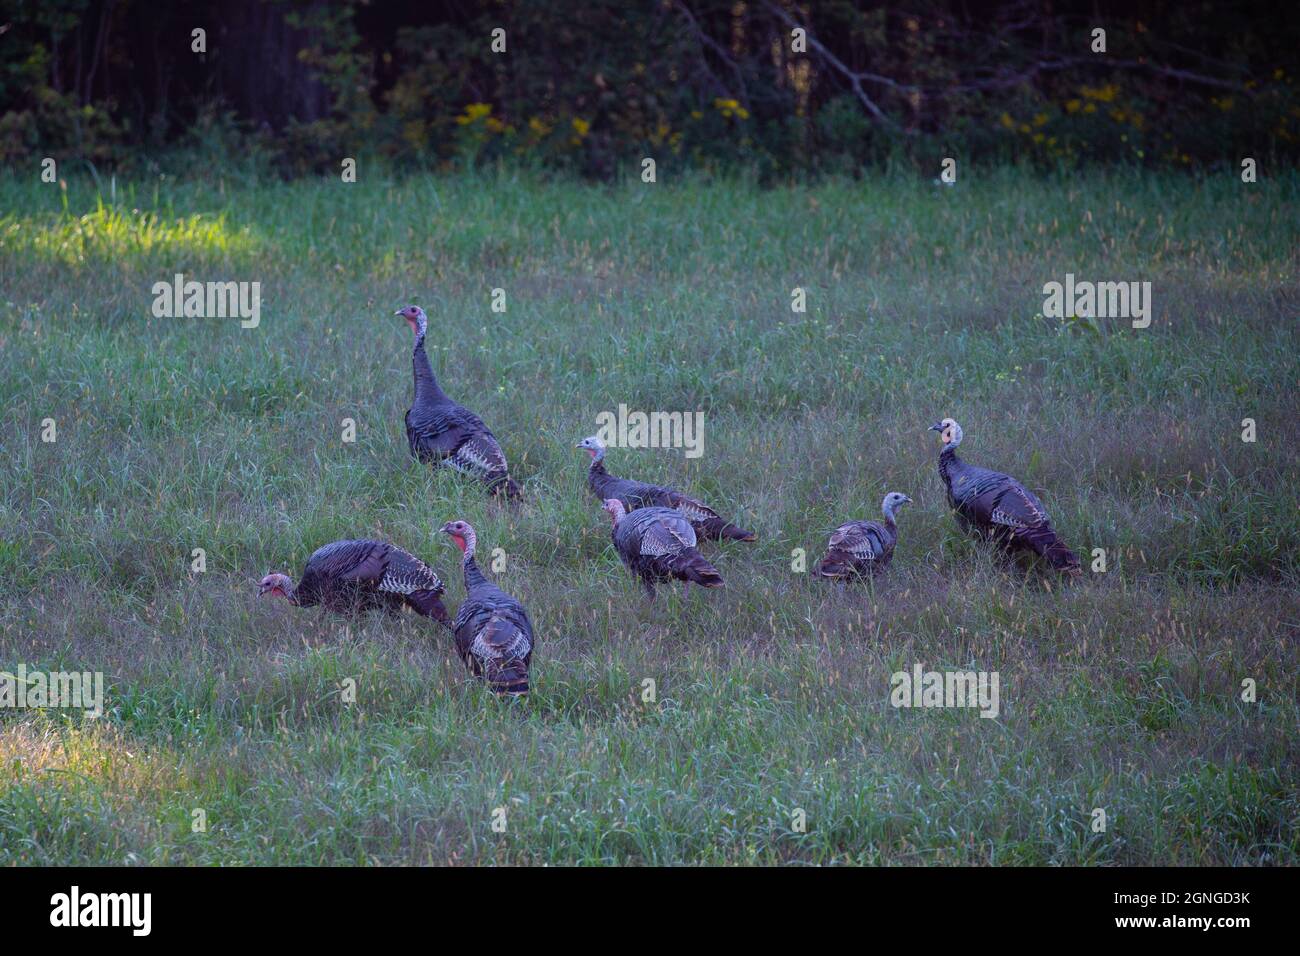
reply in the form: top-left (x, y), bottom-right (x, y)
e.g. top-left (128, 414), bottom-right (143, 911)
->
top-left (576, 435), bottom-right (755, 542)
top-left (930, 418), bottom-right (1081, 574)
top-left (398, 305), bottom-right (521, 500)
top-left (603, 499), bottom-right (724, 599)
top-left (814, 492), bottom-right (911, 579)
top-left (440, 520), bottom-right (535, 696)
top-left (258, 539), bottom-right (450, 624)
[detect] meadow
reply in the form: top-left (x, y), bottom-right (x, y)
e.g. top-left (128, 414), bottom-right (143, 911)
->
top-left (0, 164), bottom-right (1296, 865)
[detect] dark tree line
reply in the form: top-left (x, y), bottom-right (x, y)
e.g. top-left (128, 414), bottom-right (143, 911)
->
top-left (2, 0), bottom-right (1296, 176)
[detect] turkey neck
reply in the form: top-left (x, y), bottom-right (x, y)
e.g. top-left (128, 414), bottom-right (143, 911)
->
top-left (412, 337), bottom-right (450, 405)
top-left (938, 445), bottom-right (962, 490)
top-left (462, 553), bottom-right (489, 591)
top-left (588, 456), bottom-right (615, 494)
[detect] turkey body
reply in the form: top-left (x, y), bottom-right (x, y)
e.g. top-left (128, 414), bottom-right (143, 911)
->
top-left (293, 539), bottom-right (450, 623)
top-left (611, 505), bottom-right (724, 597)
top-left (406, 337), bottom-right (520, 498)
top-left (588, 458), bottom-right (754, 542)
top-left (815, 519), bottom-right (897, 578)
top-left (939, 448), bottom-right (1080, 572)
top-left (451, 558), bottom-right (535, 696)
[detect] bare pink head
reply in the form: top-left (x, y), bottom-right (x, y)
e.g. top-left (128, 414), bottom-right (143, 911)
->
top-left (602, 499), bottom-right (627, 526)
top-left (258, 572), bottom-right (293, 599)
top-left (439, 519), bottom-right (478, 559)
top-left (394, 305), bottom-right (428, 340)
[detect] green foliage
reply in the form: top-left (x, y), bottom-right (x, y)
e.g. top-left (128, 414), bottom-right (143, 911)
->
top-left (2, 1), bottom-right (1296, 177)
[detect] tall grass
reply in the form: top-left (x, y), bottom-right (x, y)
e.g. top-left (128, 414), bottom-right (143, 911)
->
top-left (0, 167), bottom-right (1296, 864)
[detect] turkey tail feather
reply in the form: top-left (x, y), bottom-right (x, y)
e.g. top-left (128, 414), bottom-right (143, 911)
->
top-left (696, 515), bottom-right (757, 542)
top-left (488, 473), bottom-right (522, 501)
top-left (1043, 538), bottom-right (1082, 574)
top-left (488, 663), bottom-right (530, 697)
top-left (673, 550), bottom-right (724, 588)
top-left (1025, 527), bottom-right (1081, 574)
top-left (813, 552), bottom-right (851, 578)
top-left (408, 589), bottom-right (451, 627)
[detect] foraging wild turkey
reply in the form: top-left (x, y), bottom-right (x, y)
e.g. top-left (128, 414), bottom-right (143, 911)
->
top-left (930, 418), bottom-right (1081, 574)
top-left (258, 539), bottom-right (450, 624)
top-left (602, 499), bottom-right (724, 598)
top-left (397, 305), bottom-right (521, 499)
top-left (576, 435), bottom-right (755, 542)
top-left (439, 520), bottom-right (534, 696)
top-left (814, 492), bottom-right (911, 579)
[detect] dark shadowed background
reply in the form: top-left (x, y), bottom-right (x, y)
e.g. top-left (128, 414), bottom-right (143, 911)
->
top-left (2, 0), bottom-right (1297, 177)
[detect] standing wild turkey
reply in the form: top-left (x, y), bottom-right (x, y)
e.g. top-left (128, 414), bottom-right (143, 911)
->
top-left (258, 539), bottom-right (450, 624)
top-left (602, 499), bottom-right (724, 598)
top-left (930, 417), bottom-right (1081, 574)
top-left (814, 492), bottom-right (911, 579)
top-left (397, 305), bottom-right (521, 499)
top-left (439, 520), bottom-right (534, 696)
top-left (576, 435), bottom-right (755, 542)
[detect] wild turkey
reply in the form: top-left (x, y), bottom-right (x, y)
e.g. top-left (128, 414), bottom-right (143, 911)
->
top-left (814, 492), bottom-right (911, 579)
top-left (258, 539), bottom-right (450, 624)
top-left (439, 520), bottom-right (534, 696)
top-left (602, 499), bottom-right (724, 598)
top-left (576, 435), bottom-right (755, 542)
top-left (397, 305), bottom-right (521, 500)
top-left (930, 418), bottom-right (1081, 574)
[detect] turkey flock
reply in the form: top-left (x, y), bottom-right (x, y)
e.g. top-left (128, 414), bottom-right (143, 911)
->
top-left (258, 304), bottom-right (1081, 698)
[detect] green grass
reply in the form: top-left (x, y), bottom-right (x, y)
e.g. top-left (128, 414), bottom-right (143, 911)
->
top-left (1, 166), bottom-right (1297, 865)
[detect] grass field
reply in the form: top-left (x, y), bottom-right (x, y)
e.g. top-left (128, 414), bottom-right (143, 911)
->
top-left (1, 165), bottom-right (1297, 865)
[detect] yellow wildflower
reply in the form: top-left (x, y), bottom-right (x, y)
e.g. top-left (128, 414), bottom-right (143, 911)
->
top-left (456, 102), bottom-right (493, 125)
top-left (1081, 83), bottom-right (1119, 102)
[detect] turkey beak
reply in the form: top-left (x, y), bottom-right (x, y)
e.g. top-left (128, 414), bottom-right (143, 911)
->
top-left (394, 310), bottom-right (403, 316)
top-left (902, 495), bottom-right (912, 503)
top-left (928, 422), bottom-right (943, 432)
top-left (257, 582), bottom-right (271, 596)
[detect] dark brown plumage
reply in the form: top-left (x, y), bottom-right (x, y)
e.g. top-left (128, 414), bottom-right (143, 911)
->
top-left (258, 539), bottom-right (450, 624)
top-left (399, 306), bottom-right (520, 500)
top-left (577, 436), bottom-right (755, 542)
top-left (440, 520), bottom-right (534, 696)
top-left (931, 418), bottom-right (1081, 574)
top-left (815, 492), bottom-right (910, 579)
top-left (603, 499), bottom-right (724, 599)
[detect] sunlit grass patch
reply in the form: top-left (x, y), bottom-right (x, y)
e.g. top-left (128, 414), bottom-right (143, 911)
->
top-left (0, 715), bottom-right (189, 798)
top-left (0, 199), bottom-right (259, 267)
